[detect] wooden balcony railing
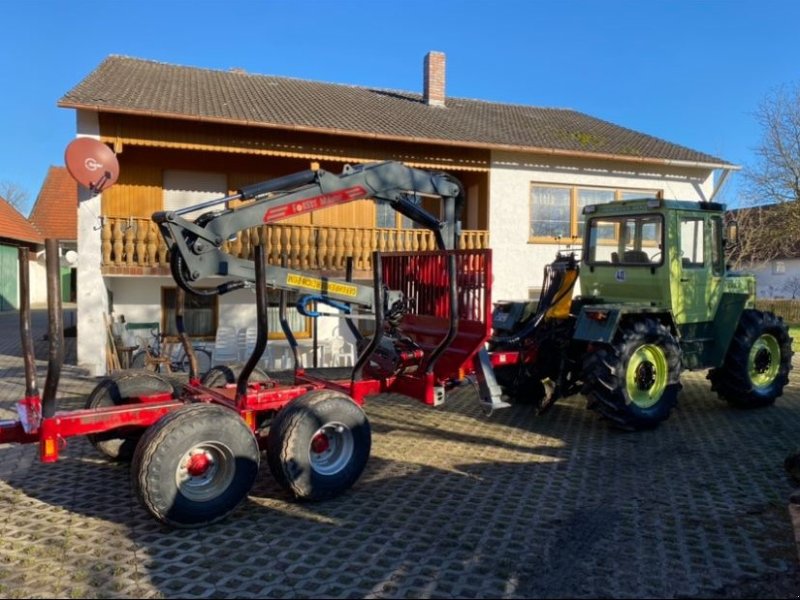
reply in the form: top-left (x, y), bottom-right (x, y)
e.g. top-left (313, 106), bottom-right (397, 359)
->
top-left (100, 217), bottom-right (489, 273)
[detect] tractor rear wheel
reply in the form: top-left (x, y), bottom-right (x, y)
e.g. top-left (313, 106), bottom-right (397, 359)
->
top-left (582, 318), bottom-right (682, 430)
top-left (708, 309), bottom-right (793, 408)
top-left (132, 403), bottom-right (259, 528)
top-left (266, 390), bottom-right (371, 501)
top-left (85, 370), bottom-right (176, 461)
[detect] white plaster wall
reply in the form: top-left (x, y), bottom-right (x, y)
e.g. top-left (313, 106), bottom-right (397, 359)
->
top-left (27, 260), bottom-right (48, 305)
top-left (488, 150), bottom-right (716, 302)
top-left (743, 259), bottom-right (800, 299)
top-left (75, 111), bottom-right (109, 376)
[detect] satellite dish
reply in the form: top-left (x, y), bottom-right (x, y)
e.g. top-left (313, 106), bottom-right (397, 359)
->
top-left (64, 138), bottom-right (119, 194)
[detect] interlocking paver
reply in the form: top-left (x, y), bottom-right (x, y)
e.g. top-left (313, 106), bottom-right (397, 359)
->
top-left (1, 308), bottom-right (800, 597)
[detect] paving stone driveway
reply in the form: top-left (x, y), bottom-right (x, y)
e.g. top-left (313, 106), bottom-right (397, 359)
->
top-left (0, 308), bottom-right (799, 598)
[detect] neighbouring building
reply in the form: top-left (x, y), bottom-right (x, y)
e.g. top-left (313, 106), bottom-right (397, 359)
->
top-left (0, 197), bottom-right (44, 311)
top-left (27, 166), bottom-right (79, 304)
top-left (59, 52), bottom-right (736, 375)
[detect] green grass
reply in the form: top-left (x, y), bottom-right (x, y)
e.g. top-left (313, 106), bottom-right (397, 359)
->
top-left (790, 326), bottom-right (800, 353)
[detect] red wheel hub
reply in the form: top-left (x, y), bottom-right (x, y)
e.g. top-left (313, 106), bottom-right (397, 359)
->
top-left (311, 433), bottom-right (330, 454)
top-left (186, 452), bottom-right (211, 477)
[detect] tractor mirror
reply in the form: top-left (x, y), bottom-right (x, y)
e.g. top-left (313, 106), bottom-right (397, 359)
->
top-left (725, 221), bottom-right (738, 245)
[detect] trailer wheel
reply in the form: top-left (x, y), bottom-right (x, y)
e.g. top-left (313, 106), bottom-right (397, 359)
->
top-left (132, 403), bottom-right (259, 528)
top-left (201, 363), bottom-right (270, 387)
top-left (85, 371), bottom-right (176, 461)
top-left (708, 309), bottom-right (793, 408)
top-left (582, 318), bottom-right (682, 430)
top-left (267, 390), bottom-right (371, 501)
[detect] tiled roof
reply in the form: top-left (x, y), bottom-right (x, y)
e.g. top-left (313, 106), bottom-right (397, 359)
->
top-left (0, 197), bottom-right (43, 245)
top-left (59, 56), bottom-right (733, 168)
top-left (28, 166), bottom-right (78, 241)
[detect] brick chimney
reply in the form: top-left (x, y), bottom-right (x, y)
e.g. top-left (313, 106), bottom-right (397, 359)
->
top-left (423, 51), bottom-right (446, 107)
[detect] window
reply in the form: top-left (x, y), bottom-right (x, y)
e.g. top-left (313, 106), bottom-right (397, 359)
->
top-left (376, 202), bottom-right (414, 229)
top-left (266, 291), bottom-right (312, 340)
top-left (530, 186), bottom-right (571, 239)
top-left (679, 217), bottom-right (705, 268)
top-left (163, 170), bottom-right (227, 220)
top-left (711, 217), bottom-right (724, 276)
top-left (161, 287), bottom-right (218, 339)
top-left (576, 189), bottom-right (614, 238)
top-left (585, 215), bottom-right (664, 266)
top-left (530, 184), bottom-right (660, 242)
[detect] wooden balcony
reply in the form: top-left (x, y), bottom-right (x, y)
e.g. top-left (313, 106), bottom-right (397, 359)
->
top-left (99, 217), bottom-right (490, 275)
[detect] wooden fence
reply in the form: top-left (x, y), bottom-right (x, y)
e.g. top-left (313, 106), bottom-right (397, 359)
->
top-left (755, 299), bottom-right (800, 325)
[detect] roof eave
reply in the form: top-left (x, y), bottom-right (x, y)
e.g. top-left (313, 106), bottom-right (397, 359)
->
top-left (58, 101), bottom-right (738, 171)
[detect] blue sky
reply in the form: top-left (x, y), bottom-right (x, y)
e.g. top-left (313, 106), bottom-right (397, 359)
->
top-left (1, 0), bottom-right (798, 214)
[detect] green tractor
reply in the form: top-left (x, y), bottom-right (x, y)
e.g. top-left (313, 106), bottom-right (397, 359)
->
top-left (489, 198), bottom-right (793, 430)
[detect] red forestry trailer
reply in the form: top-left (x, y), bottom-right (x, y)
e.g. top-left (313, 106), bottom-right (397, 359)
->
top-left (0, 144), bottom-right (505, 527)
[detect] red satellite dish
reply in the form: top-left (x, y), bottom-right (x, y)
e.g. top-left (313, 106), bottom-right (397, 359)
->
top-left (64, 138), bottom-right (120, 194)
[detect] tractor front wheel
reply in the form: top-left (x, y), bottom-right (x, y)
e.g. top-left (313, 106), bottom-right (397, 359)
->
top-left (582, 318), bottom-right (682, 430)
top-left (708, 309), bottom-right (793, 408)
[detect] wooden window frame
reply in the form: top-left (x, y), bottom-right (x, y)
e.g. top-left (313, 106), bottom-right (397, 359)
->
top-left (529, 183), bottom-right (662, 244)
top-left (160, 287), bottom-right (219, 341)
top-left (266, 293), bottom-right (312, 340)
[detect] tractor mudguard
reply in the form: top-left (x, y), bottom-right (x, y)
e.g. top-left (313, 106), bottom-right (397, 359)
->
top-left (573, 305), bottom-right (676, 344)
top-left (573, 307), bottom-right (623, 343)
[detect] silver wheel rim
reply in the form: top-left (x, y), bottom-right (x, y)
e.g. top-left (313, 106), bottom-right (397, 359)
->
top-left (175, 441), bottom-right (236, 502)
top-left (308, 422), bottom-right (354, 476)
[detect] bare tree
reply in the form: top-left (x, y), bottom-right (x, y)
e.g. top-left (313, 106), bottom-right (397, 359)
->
top-left (729, 83), bottom-right (800, 268)
top-left (782, 276), bottom-right (800, 299)
top-left (744, 83), bottom-right (800, 205)
top-left (726, 203), bottom-right (800, 269)
top-left (0, 180), bottom-right (30, 214)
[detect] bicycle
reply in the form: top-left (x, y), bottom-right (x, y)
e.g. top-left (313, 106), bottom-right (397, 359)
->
top-left (130, 328), bottom-right (212, 376)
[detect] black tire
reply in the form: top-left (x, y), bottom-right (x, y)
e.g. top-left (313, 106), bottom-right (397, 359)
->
top-left (180, 348), bottom-right (213, 377)
top-left (266, 390), bottom-right (371, 501)
top-left (131, 403), bottom-right (260, 528)
top-left (708, 309), bottom-right (793, 408)
top-left (201, 363), bottom-right (271, 387)
top-left (84, 370), bottom-right (176, 461)
top-left (582, 318), bottom-right (682, 430)
top-left (494, 364), bottom-right (546, 406)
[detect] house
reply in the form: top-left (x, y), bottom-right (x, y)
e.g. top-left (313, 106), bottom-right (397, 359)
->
top-left (27, 166), bottom-right (79, 304)
top-left (58, 52), bottom-right (736, 376)
top-left (728, 203), bottom-right (800, 299)
top-left (0, 197), bottom-right (44, 311)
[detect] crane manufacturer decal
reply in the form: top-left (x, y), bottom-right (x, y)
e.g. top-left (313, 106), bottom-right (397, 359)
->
top-left (263, 185), bottom-right (368, 222)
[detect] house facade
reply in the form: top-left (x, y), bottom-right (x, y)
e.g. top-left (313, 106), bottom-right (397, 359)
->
top-left (0, 198), bottom-right (45, 311)
top-left (27, 166), bottom-right (79, 305)
top-left (59, 53), bottom-right (734, 376)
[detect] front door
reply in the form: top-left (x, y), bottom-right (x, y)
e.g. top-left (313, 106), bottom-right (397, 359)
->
top-left (675, 215), bottom-right (722, 324)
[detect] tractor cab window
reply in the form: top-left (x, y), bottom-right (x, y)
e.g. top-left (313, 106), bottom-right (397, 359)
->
top-left (711, 216), bottom-right (724, 276)
top-left (585, 215), bottom-right (664, 266)
top-left (679, 217), bottom-right (705, 269)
